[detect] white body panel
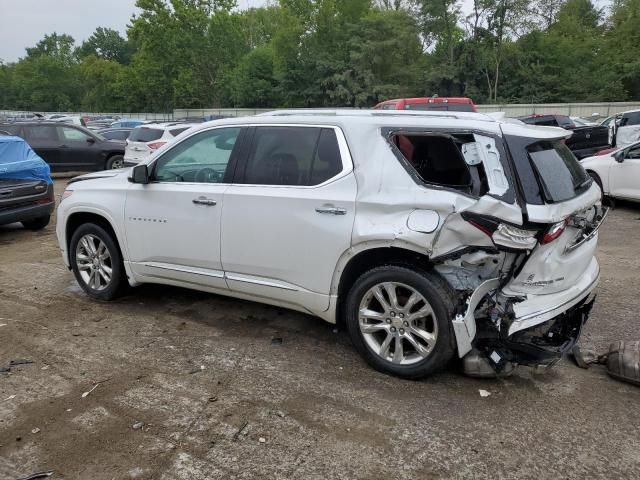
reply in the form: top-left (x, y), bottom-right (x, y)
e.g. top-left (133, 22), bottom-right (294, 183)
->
top-left (581, 143), bottom-right (640, 202)
top-left (123, 182), bottom-right (229, 290)
top-left (57, 110), bottom-right (603, 358)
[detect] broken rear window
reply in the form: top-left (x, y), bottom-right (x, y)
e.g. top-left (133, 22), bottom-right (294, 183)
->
top-left (389, 133), bottom-right (489, 196)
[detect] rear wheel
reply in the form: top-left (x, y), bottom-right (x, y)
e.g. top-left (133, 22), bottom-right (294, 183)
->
top-left (345, 265), bottom-right (456, 379)
top-left (105, 155), bottom-right (125, 170)
top-left (70, 223), bottom-right (126, 300)
top-left (21, 216), bottom-right (50, 230)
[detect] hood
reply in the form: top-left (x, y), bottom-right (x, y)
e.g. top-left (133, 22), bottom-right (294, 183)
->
top-left (67, 169), bottom-right (126, 185)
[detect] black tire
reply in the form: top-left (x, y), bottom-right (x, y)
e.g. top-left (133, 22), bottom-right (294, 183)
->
top-left (21, 215), bottom-right (50, 230)
top-left (588, 171), bottom-right (604, 198)
top-left (345, 265), bottom-right (456, 379)
top-left (69, 223), bottom-right (126, 301)
top-left (105, 155), bottom-right (125, 170)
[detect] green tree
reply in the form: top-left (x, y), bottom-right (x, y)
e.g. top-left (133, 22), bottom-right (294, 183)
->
top-left (77, 27), bottom-right (133, 64)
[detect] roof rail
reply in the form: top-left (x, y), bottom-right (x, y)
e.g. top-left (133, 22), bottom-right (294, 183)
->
top-left (257, 108), bottom-right (494, 122)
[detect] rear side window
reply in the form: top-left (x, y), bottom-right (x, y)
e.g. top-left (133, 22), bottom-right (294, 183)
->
top-left (129, 128), bottom-right (163, 142)
top-left (0, 125), bottom-right (21, 136)
top-left (389, 133), bottom-right (487, 196)
top-left (506, 135), bottom-right (591, 204)
top-left (241, 127), bottom-right (343, 186)
top-left (25, 125), bottom-right (58, 142)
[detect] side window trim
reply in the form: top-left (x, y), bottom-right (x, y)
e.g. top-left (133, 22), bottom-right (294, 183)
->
top-left (231, 124), bottom-right (353, 189)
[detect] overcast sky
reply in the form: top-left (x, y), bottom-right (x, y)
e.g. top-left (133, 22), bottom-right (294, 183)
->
top-left (0, 0), bottom-right (268, 62)
top-left (0, 0), bottom-right (611, 63)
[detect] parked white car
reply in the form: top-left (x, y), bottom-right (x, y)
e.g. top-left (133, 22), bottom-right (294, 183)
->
top-left (124, 123), bottom-right (197, 166)
top-left (603, 109), bottom-right (640, 148)
top-left (56, 110), bottom-right (606, 379)
top-left (581, 141), bottom-right (640, 202)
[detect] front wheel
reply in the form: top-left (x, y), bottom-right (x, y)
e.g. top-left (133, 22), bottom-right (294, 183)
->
top-left (69, 223), bottom-right (126, 300)
top-left (345, 265), bottom-right (456, 379)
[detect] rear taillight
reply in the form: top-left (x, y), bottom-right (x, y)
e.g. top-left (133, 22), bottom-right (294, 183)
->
top-left (148, 141), bottom-right (166, 149)
top-left (465, 214), bottom-right (538, 250)
top-left (541, 220), bottom-right (567, 244)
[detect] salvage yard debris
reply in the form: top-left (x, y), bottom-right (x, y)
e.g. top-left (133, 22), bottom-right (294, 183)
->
top-left (0, 359), bottom-right (34, 373)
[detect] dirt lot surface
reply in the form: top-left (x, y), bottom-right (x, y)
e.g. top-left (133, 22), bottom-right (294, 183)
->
top-left (1, 179), bottom-right (639, 479)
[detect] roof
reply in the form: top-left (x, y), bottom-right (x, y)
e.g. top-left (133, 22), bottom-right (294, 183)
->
top-left (193, 108), bottom-right (570, 140)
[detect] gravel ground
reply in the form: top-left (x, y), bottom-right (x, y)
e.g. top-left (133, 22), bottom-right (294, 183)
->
top-left (1, 179), bottom-right (639, 479)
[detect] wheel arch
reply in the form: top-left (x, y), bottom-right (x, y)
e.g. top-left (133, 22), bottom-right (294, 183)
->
top-left (586, 169), bottom-right (606, 195)
top-left (65, 211), bottom-right (125, 266)
top-left (333, 245), bottom-right (435, 327)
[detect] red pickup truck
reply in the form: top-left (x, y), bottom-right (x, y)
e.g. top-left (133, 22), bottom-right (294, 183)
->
top-left (374, 97), bottom-right (477, 112)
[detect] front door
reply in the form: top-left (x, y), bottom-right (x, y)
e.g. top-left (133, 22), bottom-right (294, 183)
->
top-left (610, 143), bottom-right (640, 200)
top-left (221, 125), bottom-right (356, 313)
top-left (124, 126), bottom-right (243, 290)
top-left (57, 126), bottom-right (101, 170)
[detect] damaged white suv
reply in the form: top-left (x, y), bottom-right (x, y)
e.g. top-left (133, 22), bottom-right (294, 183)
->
top-left (56, 110), bottom-right (607, 379)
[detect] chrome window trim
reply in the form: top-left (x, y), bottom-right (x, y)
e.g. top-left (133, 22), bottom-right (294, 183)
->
top-left (146, 123), bottom-right (354, 189)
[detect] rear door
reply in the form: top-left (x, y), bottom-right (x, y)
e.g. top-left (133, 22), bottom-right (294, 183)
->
top-left (23, 125), bottom-right (61, 170)
top-left (220, 125), bottom-right (356, 313)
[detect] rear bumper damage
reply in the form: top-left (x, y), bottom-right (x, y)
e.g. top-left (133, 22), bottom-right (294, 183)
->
top-left (453, 258), bottom-right (599, 372)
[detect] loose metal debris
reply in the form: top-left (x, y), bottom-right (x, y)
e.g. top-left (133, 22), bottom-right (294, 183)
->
top-left (573, 341), bottom-right (640, 387)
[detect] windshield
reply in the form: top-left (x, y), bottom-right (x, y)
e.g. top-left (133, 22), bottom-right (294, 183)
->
top-left (130, 127), bottom-right (163, 142)
top-left (527, 141), bottom-right (591, 202)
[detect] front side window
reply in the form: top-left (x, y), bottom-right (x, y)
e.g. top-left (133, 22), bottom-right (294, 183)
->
top-left (59, 126), bottom-right (92, 142)
top-left (153, 127), bottom-right (240, 183)
top-left (241, 127), bottom-right (343, 186)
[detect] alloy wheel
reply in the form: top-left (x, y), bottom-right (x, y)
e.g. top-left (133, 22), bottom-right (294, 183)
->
top-left (358, 282), bottom-right (438, 365)
top-left (75, 234), bottom-right (113, 291)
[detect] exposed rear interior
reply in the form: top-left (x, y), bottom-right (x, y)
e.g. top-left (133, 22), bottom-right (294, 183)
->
top-left (391, 133), bottom-right (488, 196)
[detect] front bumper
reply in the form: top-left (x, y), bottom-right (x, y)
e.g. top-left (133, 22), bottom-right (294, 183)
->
top-left (0, 201), bottom-right (54, 226)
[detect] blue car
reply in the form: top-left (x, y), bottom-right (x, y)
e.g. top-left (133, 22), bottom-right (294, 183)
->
top-left (110, 119), bottom-right (145, 129)
top-left (0, 135), bottom-right (54, 230)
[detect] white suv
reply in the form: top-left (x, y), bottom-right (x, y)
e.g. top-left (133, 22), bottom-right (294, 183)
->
top-left (56, 110), bottom-right (607, 379)
top-left (124, 122), bottom-right (197, 166)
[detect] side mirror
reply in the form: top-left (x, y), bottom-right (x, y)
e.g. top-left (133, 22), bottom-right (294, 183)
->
top-left (86, 137), bottom-right (96, 144)
top-left (613, 151), bottom-right (625, 163)
top-left (128, 164), bottom-right (150, 184)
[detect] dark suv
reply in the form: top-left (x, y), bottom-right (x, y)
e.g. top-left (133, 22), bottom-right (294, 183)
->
top-left (519, 114), bottom-right (609, 159)
top-left (0, 122), bottom-right (126, 171)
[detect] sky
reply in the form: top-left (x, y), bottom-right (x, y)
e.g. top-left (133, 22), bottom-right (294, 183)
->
top-left (0, 0), bottom-right (268, 62)
top-left (0, 0), bottom-right (612, 63)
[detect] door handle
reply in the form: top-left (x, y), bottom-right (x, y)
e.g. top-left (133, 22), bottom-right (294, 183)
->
top-left (315, 206), bottom-right (347, 215)
top-left (192, 197), bottom-right (217, 206)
